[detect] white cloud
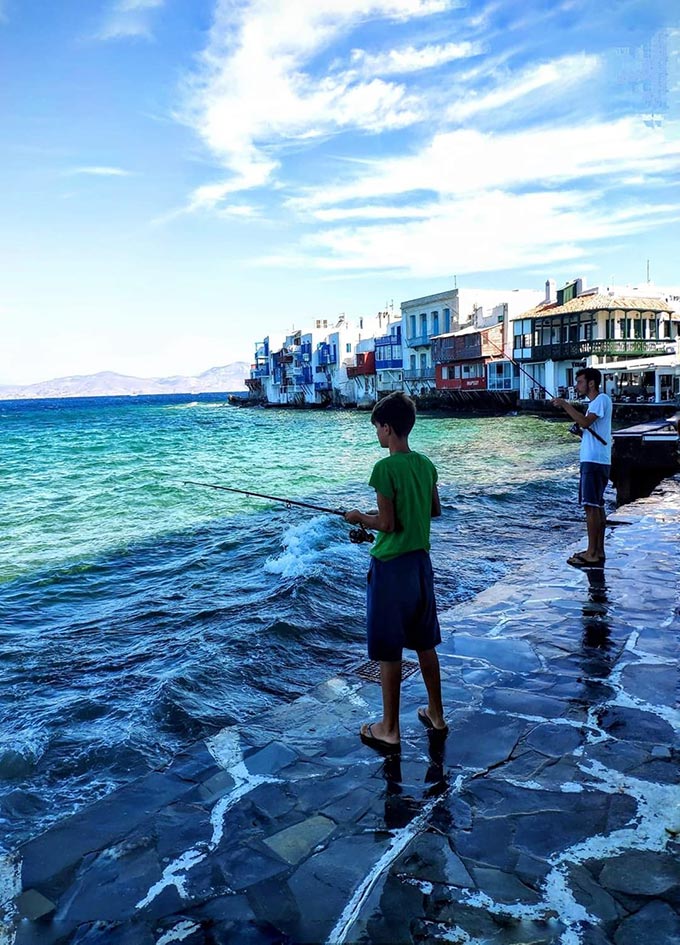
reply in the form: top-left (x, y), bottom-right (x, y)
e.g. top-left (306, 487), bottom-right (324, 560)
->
top-left (448, 53), bottom-right (600, 122)
top-left (350, 40), bottom-right (481, 77)
top-left (290, 118), bottom-right (680, 211)
top-left (68, 166), bottom-right (132, 177)
top-left (264, 188), bottom-right (680, 277)
top-left (97, 0), bottom-right (164, 40)
top-left (181, 0), bottom-right (457, 209)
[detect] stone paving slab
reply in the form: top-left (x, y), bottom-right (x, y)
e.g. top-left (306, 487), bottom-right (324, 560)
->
top-left (2, 479), bottom-right (680, 945)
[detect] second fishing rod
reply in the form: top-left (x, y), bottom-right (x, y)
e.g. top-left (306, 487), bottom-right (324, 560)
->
top-left (485, 337), bottom-right (607, 446)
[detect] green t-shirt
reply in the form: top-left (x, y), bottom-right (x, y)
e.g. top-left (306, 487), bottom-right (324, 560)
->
top-left (369, 451), bottom-right (438, 561)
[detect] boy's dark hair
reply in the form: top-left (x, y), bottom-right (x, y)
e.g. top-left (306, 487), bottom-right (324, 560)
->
top-left (576, 367), bottom-right (602, 388)
top-left (371, 392), bottom-right (416, 437)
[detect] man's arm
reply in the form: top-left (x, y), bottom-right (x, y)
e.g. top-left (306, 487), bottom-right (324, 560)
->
top-left (344, 491), bottom-right (395, 533)
top-left (551, 397), bottom-right (601, 429)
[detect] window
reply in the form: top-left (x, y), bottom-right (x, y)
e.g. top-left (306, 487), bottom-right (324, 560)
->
top-left (420, 313), bottom-right (427, 336)
top-left (444, 308), bottom-right (451, 333)
top-left (410, 354), bottom-right (416, 370)
top-left (432, 311), bottom-right (439, 335)
top-left (420, 353), bottom-right (427, 370)
top-left (346, 343), bottom-right (352, 353)
top-left (410, 314), bottom-right (416, 338)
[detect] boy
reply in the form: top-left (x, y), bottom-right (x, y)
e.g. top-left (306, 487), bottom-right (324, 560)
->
top-left (552, 367), bottom-right (612, 567)
top-left (344, 392), bottom-right (446, 753)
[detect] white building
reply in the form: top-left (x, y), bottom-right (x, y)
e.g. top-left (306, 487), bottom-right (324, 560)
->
top-left (402, 287), bottom-right (543, 395)
top-left (512, 278), bottom-right (680, 401)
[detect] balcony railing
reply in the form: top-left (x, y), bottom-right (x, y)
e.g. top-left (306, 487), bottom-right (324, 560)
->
top-left (406, 334), bottom-right (431, 348)
top-left (403, 368), bottom-right (436, 381)
top-left (518, 339), bottom-right (676, 361)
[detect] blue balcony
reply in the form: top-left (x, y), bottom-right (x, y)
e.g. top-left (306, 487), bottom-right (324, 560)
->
top-left (406, 334), bottom-right (431, 348)
top-left (376, 358), bottom-right (403, 370)
top-left (317, 344), bottom-right (337, 366)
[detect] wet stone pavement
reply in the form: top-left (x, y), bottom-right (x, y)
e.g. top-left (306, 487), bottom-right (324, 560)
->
top-left (2, 479), bottom-right (680, 945)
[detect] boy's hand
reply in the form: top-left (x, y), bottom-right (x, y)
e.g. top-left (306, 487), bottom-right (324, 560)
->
top-left (344, 509), bottom-right (364, 525)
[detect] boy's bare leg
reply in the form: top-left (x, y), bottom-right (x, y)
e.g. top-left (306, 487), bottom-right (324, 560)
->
top-left (418, 649), bottom-right (446, 729)
top-left (361, 660), bottom-right (401, 744)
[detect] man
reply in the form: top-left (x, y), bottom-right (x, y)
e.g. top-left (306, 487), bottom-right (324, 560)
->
top-left (552, 368), bottom-right (612, 567)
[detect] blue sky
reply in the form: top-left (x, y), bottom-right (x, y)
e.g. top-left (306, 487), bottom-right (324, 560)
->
top-left (1, 0), bottom-right (679, 384)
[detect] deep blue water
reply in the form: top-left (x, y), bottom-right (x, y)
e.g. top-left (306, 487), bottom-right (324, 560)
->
top-left (0, 394), bottom-right (585, 849)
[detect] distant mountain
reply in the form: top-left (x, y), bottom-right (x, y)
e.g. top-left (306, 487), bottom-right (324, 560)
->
top-left (0, 363), bottom-right (250, 400)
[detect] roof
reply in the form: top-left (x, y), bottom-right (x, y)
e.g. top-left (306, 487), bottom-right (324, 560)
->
top-left (522, 293), bottom-right (676, 320)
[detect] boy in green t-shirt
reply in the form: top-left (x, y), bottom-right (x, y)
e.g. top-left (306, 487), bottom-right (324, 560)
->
top-left (345, 392), bottom-right (447, 753)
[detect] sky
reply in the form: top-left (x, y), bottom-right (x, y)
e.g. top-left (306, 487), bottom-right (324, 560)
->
top-left (1, 0), bottom-right (679, 385)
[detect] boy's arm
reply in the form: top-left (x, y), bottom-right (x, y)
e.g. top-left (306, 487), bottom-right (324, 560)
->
top-left (344, 491), bottom-right (395, 533)
top-left (431, 484), bottom-right (441, 518)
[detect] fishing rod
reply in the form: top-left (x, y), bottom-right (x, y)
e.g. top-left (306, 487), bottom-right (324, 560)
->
top-left (183, 480), bottom-right (374, 544)
top-left (485, 337), bottom-right (607, 446)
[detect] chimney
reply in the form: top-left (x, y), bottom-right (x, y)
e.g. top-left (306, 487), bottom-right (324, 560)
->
top-left (545, 279), bottom-right (556, 303)
top-left (575, 277), bottom-right (586, 296)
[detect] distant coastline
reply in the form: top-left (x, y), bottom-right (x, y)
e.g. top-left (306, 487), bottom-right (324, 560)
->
top-left (0, 363), bottom-right (249, 401)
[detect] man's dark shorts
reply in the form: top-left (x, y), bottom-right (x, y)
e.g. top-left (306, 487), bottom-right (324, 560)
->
top-left (579, 461), bottom-right (610, 508)
top-left (366, 549), bottom-right (440, 662)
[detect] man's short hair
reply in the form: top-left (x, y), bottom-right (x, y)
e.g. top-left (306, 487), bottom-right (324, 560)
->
top-left (371, 392), bottom-right (416, 437)
top-left (576, 367), bottom-right (602, 389)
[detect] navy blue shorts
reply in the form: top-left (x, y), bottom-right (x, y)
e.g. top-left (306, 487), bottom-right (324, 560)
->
top-left (366, 550), bottom-right (441, 662)
top-left (579, 462), bottom-right (610, 508)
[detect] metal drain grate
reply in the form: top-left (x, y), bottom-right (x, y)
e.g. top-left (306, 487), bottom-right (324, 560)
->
top-left (353, 659), bottom-right (420, 683)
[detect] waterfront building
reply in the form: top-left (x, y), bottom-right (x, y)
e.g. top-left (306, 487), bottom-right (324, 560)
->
top-left (248, 315), bottom-right (384, 406)
top-left (512, 278), bottom-right (680, 401)
top-left (375, 318), bottom-right (403, 397)
top-left (401, 287), bottom-right (542, 396)
top-left (431, 322), bottom-right (507, 392)
top-left (346, 338), bottom-right (376, 408)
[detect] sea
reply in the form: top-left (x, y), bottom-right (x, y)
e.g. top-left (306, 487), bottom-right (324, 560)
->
top-left (0, 393), bottom-right (584, 851)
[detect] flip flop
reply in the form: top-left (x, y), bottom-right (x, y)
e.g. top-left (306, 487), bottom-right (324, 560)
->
top-left (360, 723), bottom-right (401, 754)
top-left (417, 707), bottom-right (449, 735)
top-left (567, 553), bottom-right (605, 568)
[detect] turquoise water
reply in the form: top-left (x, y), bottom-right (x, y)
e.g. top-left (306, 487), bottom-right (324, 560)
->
top-left (1, 394), bottom-right (582, 849)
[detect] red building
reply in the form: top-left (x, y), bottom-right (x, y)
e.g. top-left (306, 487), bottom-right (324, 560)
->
top-left (431, 323), bottom-right (505, 390)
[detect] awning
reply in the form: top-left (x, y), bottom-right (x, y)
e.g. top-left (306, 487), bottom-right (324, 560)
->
top-left (599, 353), bottom-right (679, 372)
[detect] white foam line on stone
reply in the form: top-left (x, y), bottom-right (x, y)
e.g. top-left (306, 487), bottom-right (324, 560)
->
top-left (479, 707), bottom-right (590, 732)
top-left (609, 687), bottom-right (680, 728)
top-left (458, 621), bottom-right (680, 945)
top-left (421, 919), bottom-right (476, 943)
top-left (326, 793), bottom-right (444, 945)
top-left (325, 679), bottom-right (369, 709)
top-left (156, 919), bottom-right (201, 944)
top-left (0, 852), bottom-right (20, 945)
top-left (138, 731), bottom-right (279, 921)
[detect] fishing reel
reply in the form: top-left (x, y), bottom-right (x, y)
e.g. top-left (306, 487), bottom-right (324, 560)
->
top-left (568, 422), bottom-right (583, 438)
top-left (348, 524), bottom-right (375, 544)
